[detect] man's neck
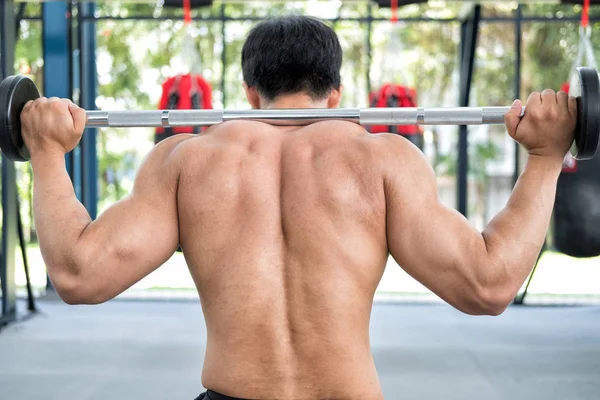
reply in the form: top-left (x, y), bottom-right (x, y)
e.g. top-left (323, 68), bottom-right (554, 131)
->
top-left (262, 94), bottom-right (327, 109)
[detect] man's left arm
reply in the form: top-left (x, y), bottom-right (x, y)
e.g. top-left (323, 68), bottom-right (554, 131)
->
top-left (25, 98), bottom-right (191, 304)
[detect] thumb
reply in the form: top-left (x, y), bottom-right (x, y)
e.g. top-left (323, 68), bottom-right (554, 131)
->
top-left (68, 103), bottom-right (87, 134)
top-left (505, 99), bottom-right (523, 139)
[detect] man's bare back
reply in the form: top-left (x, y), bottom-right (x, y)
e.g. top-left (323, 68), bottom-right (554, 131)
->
top-left (21, 89), bottom-right (578, 400)
top-left (179, 120), bottom-right (387, 398)
top-left (20, 15), bottom-right (578, 400)
top-left (21, 89), bottom-right (576, 398)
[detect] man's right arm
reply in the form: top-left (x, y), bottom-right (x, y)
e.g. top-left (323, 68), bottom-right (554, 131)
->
top-left (384, 90), bottom-right (576, 315)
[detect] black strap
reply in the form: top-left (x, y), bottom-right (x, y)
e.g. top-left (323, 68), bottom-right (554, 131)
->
top-left (366, 95), bottom-right (379, 132)
top-left (162, 76), bottom-right (182, 140)
top-left (190, 76), bottom-right (203, 135)
top-left (387, 93), bottom-right (399, 134)
top-left (163, 75), bottom-right (204, 138)
top-left (17, 195), bottom-right (35, 312)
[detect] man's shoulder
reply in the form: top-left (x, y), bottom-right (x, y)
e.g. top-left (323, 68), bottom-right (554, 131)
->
top-left (144, 134), bottom-right (198, 173)
top-left (370, 133), bottom-right (426, 162)
top-left (375, 133), bottom-right (434, 194)
top-left (371, 132), bottom-right (416, 148)
top-left (154, 133), bottom-right (196, 150)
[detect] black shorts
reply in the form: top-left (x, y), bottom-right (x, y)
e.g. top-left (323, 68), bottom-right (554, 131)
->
top-left (195, 389), bottom-right (248, 400)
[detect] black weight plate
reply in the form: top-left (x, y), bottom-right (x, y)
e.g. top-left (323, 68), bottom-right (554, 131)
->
top-left (571, 67), bottom-right (600, 160)
top-left (0, 75), bottom-right (40, 162)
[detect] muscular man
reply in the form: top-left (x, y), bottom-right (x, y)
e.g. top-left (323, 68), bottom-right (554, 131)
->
top-left (22, 16), bottom-right (576, 400)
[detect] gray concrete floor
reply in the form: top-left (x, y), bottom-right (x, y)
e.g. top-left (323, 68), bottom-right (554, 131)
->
top-left (0, 300), bottom-right (599, 400)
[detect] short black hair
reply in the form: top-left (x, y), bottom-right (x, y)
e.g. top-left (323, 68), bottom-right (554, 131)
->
top-left (241, 15), bottom-right (343, 101)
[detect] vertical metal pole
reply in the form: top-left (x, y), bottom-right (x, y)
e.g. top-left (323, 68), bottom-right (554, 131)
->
top-left (458, 24), bottom-right (468, 215)
top-left (42, 3), bottom-right (71, 103)
top-left (42, 1), bottom-right (72, 291)
top-left (14, 2), bottom-right (25, 37)
top-left (457, 5), bottom-right (481, 217)
top-left (366, 2), bottom-right (373, 97)
top-left (513, 4), bottom-right (522, 185)
top-left (78, 1), bottom-right (97, 219)
top-left (220, 2), bottom-right (226, 107)
top-left (71, 4), bottom-right (82, 202)
top-left (0, 0), bottom-right (17, 326)
top-left (43, 3), bottom-right (74, 180)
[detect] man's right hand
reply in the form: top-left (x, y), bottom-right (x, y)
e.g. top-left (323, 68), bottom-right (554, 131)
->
top-left (21, 97), bottom-right (87, 159)
top-left (504, 90), bottom-right (578, 162)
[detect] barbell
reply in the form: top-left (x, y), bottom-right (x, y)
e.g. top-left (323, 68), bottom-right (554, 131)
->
top-left (1, 67), bottom-right (599, 162)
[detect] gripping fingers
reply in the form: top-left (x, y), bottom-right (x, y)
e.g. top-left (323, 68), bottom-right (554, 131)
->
top-left (68, 103), bottom-right (87, 133)
top-left (22, 99), bottom-right (35, 113)
top-left (541, 89), bottom-right (557, 104)
top-left (526, 91), bottom-right (542, 111)
top-left (567, 96), bottom-right (578, 119)
top-left (557, 91), bottom-right (569, 107)
top-left (504, 99), bottom-right (523, 138)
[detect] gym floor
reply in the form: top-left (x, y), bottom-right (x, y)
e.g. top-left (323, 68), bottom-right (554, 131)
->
top-left (0, 299), bottom-right (599, 400)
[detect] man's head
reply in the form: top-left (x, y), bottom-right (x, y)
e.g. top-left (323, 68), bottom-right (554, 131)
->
top-left (241, 15), bottom-right (343, 109)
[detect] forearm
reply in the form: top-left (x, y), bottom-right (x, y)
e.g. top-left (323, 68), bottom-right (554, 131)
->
top-left (481, 154), bottom-right (562, 293)
top-left (31, 151), bottom-right (92, 281)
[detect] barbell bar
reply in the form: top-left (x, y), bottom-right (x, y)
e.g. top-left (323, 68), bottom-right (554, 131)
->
top-left (1, 66), bottom-right (599, 162)
top-left (86, 106), bottom-right (518, 126)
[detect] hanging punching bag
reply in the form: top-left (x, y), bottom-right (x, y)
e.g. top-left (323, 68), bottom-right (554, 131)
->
top-left (554, 0), bottom-right (600, 258)
top-left (367, 84), bottom-right (424, 150)
top-left (154, 74), bottom-right (213, 144)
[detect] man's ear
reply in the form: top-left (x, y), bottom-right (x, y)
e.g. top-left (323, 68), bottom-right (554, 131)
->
top-left (243, 82), bottom-right (261, 109)
top-left (327, 86), bottom-right (343, 108)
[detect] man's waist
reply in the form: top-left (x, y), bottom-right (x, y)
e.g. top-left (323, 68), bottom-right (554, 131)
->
top-left (195, 389), bottom-right (246, 400)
